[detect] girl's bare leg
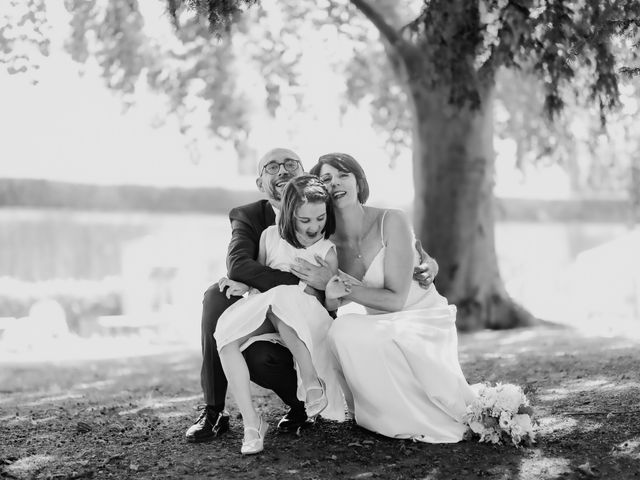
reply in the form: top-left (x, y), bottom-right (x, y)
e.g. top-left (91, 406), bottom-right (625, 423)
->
top-left (219, 319), bottom-right (275, 442)
top-left (266, 310), bottom-right (324, 405)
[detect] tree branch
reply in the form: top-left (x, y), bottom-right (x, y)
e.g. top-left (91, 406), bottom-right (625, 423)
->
top-left (565, 410), bottom-right (640, 416)
top-left (349, 0), bottom-right (408, 53)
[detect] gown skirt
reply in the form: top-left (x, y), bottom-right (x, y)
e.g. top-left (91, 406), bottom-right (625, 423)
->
top-left (328, 285), bottom-right (476, 442)
top-left (215, 284), bottom-right (345, 421)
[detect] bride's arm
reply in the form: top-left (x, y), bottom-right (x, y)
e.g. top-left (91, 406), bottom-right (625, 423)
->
top-left (343, 209), bottom-right (414, 312)
top-left (320, 247), bottom-right (341, 311)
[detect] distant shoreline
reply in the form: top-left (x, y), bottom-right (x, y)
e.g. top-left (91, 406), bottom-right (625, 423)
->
top-left (0, 178), bottom-right (633, 223)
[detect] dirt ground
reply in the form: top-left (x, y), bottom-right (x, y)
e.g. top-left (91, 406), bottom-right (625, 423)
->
top-left (1, 324), bottom-right (640, 480)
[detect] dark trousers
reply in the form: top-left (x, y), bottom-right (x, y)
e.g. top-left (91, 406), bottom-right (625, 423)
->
top-left (200, 283), bottom-right (304, 414)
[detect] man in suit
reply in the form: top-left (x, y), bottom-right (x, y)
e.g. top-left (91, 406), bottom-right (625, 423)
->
top-left (186, 147), bottom-right (330, 442)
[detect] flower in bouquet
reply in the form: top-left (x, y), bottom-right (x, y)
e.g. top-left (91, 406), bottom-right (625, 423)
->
top-left (463, 382), bottom-right (535, 447)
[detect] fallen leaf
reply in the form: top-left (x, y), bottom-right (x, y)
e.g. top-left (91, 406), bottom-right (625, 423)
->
top-left (76, 421), bottom-right (92, 433)
top-left (353, 473), bottom-right (374, 479)
top-left (109, 422), bottom-right (125, 432)
top-left (101, 454), bottom-right (124, 466)
top-left (577, 461), bottom-right (596, 477)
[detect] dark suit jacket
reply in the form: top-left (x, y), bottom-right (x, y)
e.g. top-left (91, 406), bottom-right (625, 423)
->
top-left (226, 199), bottom-right (299, 292)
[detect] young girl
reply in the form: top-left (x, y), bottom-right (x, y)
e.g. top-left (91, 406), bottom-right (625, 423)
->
top-left (214, 175), bottom-right (347, 455)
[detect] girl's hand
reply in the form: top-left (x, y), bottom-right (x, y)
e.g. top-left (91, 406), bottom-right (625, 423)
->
top-left (219, 277), bottom-right (250, 298)
top-left (325, 274), bottom-right (352, 300)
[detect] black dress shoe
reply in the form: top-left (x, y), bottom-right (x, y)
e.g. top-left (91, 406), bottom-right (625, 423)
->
top-left (277, 408), bottom-right (311, 433)
top-left (185, 407), bottom-right (230, 443)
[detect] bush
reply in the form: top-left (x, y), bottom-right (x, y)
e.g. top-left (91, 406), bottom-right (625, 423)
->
top-left (0, 277), bottom-right (123, 334)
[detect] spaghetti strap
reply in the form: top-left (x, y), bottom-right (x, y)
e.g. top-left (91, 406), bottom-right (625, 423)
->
top-left (379, 210), bottom-right (389, 246)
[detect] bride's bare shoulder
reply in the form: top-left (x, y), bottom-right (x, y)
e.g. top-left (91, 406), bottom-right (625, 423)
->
top-left (364, 206), bottom-right (408, 221)
top-left (364, 207), bottom-right (412, 238)
top-left (378, 208), bottom-right (411, 226)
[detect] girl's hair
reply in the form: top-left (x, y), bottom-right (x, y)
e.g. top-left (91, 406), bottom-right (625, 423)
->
top-left (279, 175), bottom-right (336, 249)
top-left (309, 152), bottom-right (370, 204)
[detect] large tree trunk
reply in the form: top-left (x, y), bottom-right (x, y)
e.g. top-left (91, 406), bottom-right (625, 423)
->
top-left (410, 82), bottom-right (535, 330)
top-left (349, 0), bottom-right (535, 330)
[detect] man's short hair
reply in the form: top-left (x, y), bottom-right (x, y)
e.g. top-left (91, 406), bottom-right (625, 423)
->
top-left (257, 148), bottom-right (303, 176)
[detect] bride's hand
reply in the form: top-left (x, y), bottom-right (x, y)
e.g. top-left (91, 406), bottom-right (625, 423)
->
top-left (290, 255), bottom-right (335, 290)
top-left (325, 274), bottom-right (353, 300)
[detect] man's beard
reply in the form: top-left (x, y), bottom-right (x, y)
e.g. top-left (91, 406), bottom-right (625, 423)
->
top-left (270, 174), bottom-right (293, 201)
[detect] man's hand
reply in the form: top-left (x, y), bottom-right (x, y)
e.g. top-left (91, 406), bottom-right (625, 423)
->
top-left (218, 277), bottom-right (250, 298)
top-left (290, 255), bottom-right (335, 291)
top-left (413, 239), bottom-right (439, 289)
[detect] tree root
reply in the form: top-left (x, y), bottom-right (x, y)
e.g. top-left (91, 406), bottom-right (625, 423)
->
top-left (455, 290), bottom-right (536, 331)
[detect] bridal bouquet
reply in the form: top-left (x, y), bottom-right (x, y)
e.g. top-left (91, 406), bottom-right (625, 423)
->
top-left (463, 383), bottom-right (535, 447)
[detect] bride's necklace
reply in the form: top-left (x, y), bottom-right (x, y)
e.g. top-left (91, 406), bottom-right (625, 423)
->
top-left (353, 239), bottom-right (365, 260)
top-left (333, 229), bottom-right (365, 272)
top-left (346, 212), bottom-right (375, 262)
top-left (338, 206), bottom-right (375, 266)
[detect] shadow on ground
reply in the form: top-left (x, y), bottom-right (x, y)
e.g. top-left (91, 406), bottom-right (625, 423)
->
top-left (1, 325), bottom-right (639, 479)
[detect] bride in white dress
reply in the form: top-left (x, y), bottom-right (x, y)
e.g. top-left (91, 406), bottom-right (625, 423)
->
top-left (310, 153), bottom-right (476, 443)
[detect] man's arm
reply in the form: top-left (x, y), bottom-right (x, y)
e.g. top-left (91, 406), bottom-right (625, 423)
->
top-left (226, 207), bottom-right (299, 292)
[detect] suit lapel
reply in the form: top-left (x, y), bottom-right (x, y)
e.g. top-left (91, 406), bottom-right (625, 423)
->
top-left (264, 201), bottom-right (276, 227)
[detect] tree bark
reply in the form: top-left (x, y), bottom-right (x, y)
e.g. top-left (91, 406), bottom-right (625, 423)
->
top-left (409, 81), bottom-right (535, 330)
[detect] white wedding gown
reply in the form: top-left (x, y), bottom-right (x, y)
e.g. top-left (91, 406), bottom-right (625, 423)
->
top-left (214, 226), bottom-right (345, 420)
top-left (329, 226), bottom-right (476, 442)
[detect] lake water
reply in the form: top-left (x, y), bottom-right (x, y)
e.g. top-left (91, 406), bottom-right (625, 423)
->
top-left (0, 209), bottom-right (637, 341)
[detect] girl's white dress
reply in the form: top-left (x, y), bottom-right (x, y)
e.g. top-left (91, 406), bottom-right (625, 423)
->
top-left (214, 226), bottom-right (344, 420)
top-left (328, 214), bottom-right (476, 442)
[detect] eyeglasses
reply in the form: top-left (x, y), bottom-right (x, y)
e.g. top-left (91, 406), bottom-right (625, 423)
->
top-left (262, 159), bottom-right (300, 175)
